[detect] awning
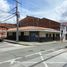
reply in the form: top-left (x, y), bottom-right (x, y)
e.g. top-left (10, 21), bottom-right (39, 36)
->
top-left (7, 26), bottom-right (60, 33)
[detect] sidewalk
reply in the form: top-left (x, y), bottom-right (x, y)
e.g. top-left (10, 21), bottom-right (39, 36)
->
top-left (4, 39), bottom-right (67, 46)
top-left (4, 39), bottom-right (28, 46)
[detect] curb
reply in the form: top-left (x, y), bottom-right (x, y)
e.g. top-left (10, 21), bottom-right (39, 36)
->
top-left (4, 40), bottom-right (30, 46)
top-left (4, 40), bottom-right (18, 44)
top-left (4, 39), bottom-right (67, 46)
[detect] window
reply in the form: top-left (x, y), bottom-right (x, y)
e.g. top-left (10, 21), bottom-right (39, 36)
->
top-left (39, 32), bottom-right (46, 37)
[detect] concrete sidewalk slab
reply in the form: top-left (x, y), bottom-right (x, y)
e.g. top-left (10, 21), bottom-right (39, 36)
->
top-left (4, 39), bottom-right (67, 46)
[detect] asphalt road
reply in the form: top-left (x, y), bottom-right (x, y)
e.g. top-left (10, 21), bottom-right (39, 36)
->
top-left (0, 42), bottom-right (67, 67)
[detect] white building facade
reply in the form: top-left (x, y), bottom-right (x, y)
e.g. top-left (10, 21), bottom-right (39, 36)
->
top-left (60, 23), bottom-right (67, 41)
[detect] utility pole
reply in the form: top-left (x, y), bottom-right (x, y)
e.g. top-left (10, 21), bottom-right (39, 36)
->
top-left (16, 0), bottom-right (19, 42)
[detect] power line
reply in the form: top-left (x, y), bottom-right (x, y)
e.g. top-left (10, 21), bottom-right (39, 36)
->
top-left (0, 7), bottom-right (16, 14)
top-left (8, 7), bottom-right (16, 14)
top-left (16, 0), bottom-right (22, 6)
top-left (17, 1), bottom-right (24, 8)
top-left (0, 9), bottom-right (10, 14)
top-left (0, 1), bottom-right (20, 20)
top-left (0, 7), bottom-right (16, 19)
top-left (4, 12), bottom-right (16, 18)
top-left (0, 12), bottom-right (16, 20)
top-left (0, 14), bottom-right (15, 23)
top-left (0, 9), bottom-right (14, 14)
top-left (0, 0), bottom-right (20, 25)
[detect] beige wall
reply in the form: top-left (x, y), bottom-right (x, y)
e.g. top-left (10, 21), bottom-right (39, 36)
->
top-left (39, 31), bottom-right (57, 38)
top-left (51, 34), bottom-right (53, 37)
top-left (39, 31), bottom-right (46, 37)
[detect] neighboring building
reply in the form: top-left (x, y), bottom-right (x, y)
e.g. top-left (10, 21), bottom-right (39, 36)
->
top-left (0, 26), bottom-right (7, 39)
top-left (60, 22), bottom-right (67, 41)
top-left (0, 23), bottom-right (16, 40)
top-left (7, 16), bottom-right (60, 42)
top-left (0, 23), bottom-right (16, 28)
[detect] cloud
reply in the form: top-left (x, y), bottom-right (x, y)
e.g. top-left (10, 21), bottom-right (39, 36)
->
top-left (24, 0), bottom-right (67, 22)
top-left (0, 0), bottom-right (10, 11)
top-left (0, 0), bottom-right (16, 24)
top-left (0, 0), bottom-right (10, 22)
top-left (1, 0), bottom-right (67, 23)
top-left (55, 0), bottom-right (67, 14)
top-left (19, 7), bottom-right (61, 22)
top-left (55, 0), bottom-right (67, 22)
top-left (19, 0), bottom-right (64, 22)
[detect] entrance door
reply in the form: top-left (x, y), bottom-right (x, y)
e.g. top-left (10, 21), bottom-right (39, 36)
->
top-left (53, 34), bottom-right (55, 40)
top-left (30, 31), bottom-right (39, 41)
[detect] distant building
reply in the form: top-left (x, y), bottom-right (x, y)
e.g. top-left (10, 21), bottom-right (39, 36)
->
top-left (0, 23), bottom-right (16, 39)
top-left (0, 23), bottom-right (16, 28)
top-left (0, 26), bottom-right (7, 39)
top-left (60, 22), bottom-right (67, 41)
top-left (7, 16), bottom-right (60, 42)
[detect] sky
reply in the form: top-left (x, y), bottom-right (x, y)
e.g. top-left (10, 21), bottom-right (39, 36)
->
top-left (0, 0), bottom-right (67, 23)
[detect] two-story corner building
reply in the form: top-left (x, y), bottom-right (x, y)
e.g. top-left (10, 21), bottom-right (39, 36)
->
top-left (7, 16), bottom-right (60, 42)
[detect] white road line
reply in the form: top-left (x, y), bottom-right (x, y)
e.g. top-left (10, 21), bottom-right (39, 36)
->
top-left (26, 49), bottom-right (67, 58)
top-left (26, 52), bottom-right (39, 57)
top-left (0, 57), bottom-right (22, 64)
top-left (0, 48), bottom-right (66, 65)
top-left (26, 48), bottom-right (55, 57)
top-left (39, 52), bottom-right (48, 67)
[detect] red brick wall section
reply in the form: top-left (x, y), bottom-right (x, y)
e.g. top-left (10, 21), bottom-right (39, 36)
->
top-left (19, 16), bottom-right (60, 30)
top-left (0, 27), bottom-right (7, 38)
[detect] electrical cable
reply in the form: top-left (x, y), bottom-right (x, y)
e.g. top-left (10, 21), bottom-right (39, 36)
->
top-left (0, 14), bottom-right (15, 23)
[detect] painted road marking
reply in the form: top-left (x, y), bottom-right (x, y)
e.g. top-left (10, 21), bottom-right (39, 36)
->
top-left (0, 57), bottom-right (22, 64)
top-left (0, 48), bottom-right (66, 65)
top-left (26, 48), bottom-right (65, 58)
top-left (39, 52), bottom-right (48, 67)
top-left (26, 48), bottom-right (56, 57)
